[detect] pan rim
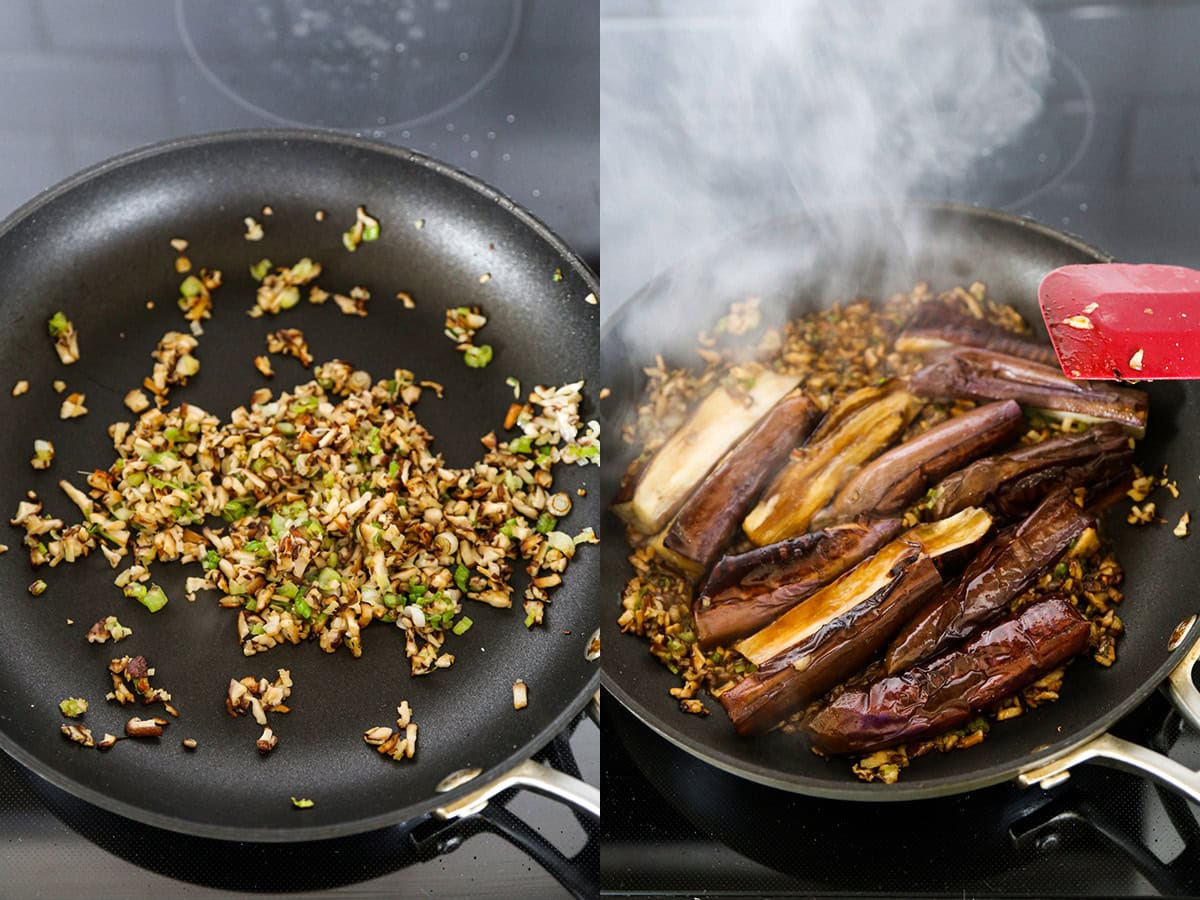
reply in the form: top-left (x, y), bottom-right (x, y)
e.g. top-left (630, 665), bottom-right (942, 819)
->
top-left (600, 201), bottom-right (1196, 801)
top-left (0, 127), bottom-right (601, 841)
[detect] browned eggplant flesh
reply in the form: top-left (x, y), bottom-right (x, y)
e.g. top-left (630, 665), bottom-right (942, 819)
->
top-left (718, 556), bottom-right (943, 736)
top-left (693, 518), bottom-right (903, 650)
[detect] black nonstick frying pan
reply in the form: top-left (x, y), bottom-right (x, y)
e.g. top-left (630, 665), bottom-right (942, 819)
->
top-left (601, 203), bottom-right (1200, 802)
top-left (0, 129), bottom-right (599, 840)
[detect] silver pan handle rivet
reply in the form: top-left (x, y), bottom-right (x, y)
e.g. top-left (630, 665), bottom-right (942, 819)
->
top-left (436, 767), bottom-right (483, 793)
top-left (1168, 614), bottom-right (1198, 652)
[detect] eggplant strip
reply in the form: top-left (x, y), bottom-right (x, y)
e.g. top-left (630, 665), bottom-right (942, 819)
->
top-left (807, 594), bottom-right (1090, 755)
top-left (718, 556), bottom-right (942, 736)
top-left (693, 518), bottom-right (903, 650)
top-left (885, 487), bottom-right (1094, 674)
top-left (736, 507), bottom-right (992, 666)
top-left (663, 390), bottom-right (820, 572)
top-left (908, 347), bottom-right (1148, 436)
top-left (928, 422), bottom-right (1132, 520)
top-left (820, 400), bottom-right (1023, 524)
top-left (895, 303), bottom-right (1059, 366)
top-left (611, 369), bottom-right (801, 534)
top-left (742, 388), bottom-right (922, 546)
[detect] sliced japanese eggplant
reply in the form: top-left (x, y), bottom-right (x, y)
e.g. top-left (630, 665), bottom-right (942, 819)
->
top-left (693, 518), bottom-right (903, 650)
top-left (896, 302), bottom-right (1059, 365)
top-left (908, 346), bottom-right (1148, 436)
top-left (807, 594), bottom-right (1090, 755)
top-left (611, 368), bottom-right (802, 534)
top-left (742, 387), bottom-right (922, 546)
top-left (885, 487), bottom-right (1094, 674)
top-left (819, 399), bottom-right (1023, 524)
top-left (736, 507), bottom-right (992, 666)
top-left (662, 390), bottom-right (820, 572)
top-left (927, 422), bottom-right (1132, 520)
top-left (718, 556), bottom-right (942, 736)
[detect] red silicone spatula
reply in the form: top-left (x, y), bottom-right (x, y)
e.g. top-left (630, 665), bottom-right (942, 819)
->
top-left (1039, 264), bottom-right (1200, 380)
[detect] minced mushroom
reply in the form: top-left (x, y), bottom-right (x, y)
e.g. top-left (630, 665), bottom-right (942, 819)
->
top-left (124, 389), bottom-right (151, 414)
top-left (266, 328), bottom-right (313, 366)
top-left (512, 679), bottom-right (528, 710)
top-left (363, 701), bottom-right (418, 761)
top-left (59, 392), bottom-right (87, 419)
top-left (11, 380), bottom-right (28, 397)
top-left (30, 439), bottom-right (54, 470)
top-left (61, 724), bottom-right (94, 747)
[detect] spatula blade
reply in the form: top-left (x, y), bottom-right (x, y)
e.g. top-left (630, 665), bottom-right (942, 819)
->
top-left (1038, 263), bottom-right (1200, 380)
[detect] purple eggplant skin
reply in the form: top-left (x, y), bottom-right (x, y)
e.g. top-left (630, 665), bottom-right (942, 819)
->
top-left (694, 518), bottom-right (904, 650)
top-left (928, 422), bottom-right (1131, 520)
top-left (896, 303), bottom-right (1060, 366)
top-left (806, 594), bottom-right (1091, 755)
top-left (823, 400), bottom-right (1024, 523)
top-left (718, 556), bottom-right (942, 737)
top-left (664, 391), bottom-right (820, 571)
top-left (908, 347), bottom-right (1148, 433)
top-left (885, 487), bottom-right (1094, 675)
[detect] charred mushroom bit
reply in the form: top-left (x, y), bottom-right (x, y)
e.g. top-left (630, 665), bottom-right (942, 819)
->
top-left (617, 283), bottom-right (1146, 780)
top-left (363, 701), bottom-right (419, 761)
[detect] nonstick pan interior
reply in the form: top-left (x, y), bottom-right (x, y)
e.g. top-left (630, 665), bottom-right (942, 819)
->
top-left (0, 130), bottom-right (600, 839)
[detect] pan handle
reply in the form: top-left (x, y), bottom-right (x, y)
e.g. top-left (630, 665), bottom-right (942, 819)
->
top-left (1018, 629), bottom-right (1200, 801)
top-left (1166, 623), bottom-right (1200, 733)
top-left (432, 758), bottom-right (600, 821)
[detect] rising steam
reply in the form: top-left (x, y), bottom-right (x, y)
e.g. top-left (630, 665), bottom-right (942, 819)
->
top-left (601, 0), bottom-right (1052, 316)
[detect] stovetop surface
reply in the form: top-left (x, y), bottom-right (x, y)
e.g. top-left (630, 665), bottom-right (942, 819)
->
top-left (0, 2), bottom-right (598, 898)
top-left (601, 1), bottom-right (1200, 896)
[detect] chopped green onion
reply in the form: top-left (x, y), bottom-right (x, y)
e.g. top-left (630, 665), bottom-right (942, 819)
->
top-left (291, 797), bottom-right (314, 809)
top-left (289, 396), bottom-right (319, 416)
top-left (292, 596), bottom-right (312, 619)
top-left (524, 612), bottom-right (536, 628)
top-left (249, 258), bottom-right (272, 281)
top-left (499, 517), bottom-right (518, 538)
top-left (276, 581), bottom-right (299, 600)
top-left (141, 584), bottom-right (169, 613)
top-left (552, 267), bottom-right (564, 282)
top-left (452, 616), bottom-right (474, 636)
top-left (47, 311), bottom-right (70, 337)
top-left (163, 427), bottom-right (186, 444)
top-left (536, 446), bottom-right (553, 462)
top-left (317, 567), bottom-right (340, 592)
top-left (59, 697), bottom-right (88, 718)
top-left (28, 579), bottom-right (47, 597)
top-left (509, 436), bottom-right (533, 454)
top-left (362, 222), bottom-right (380, 242)
top-left (179, 275), bottom-right (205, 298)
top-left (454, 564), bottom-right (469, 592)
top-left (281, 499), bottom-right (307, 519)
top-left (250, 623), bottom-right (265, 635)
top-left (387, 460), bottom-right (400, 478)
top-left (463, 344), bottom-right (494, 369)
top-left (383, 592), bottom-right (401, 609)
top-left (573, 445), bottom-right (599, 458)
top-left (535, 513), bottom-right (557, 534)
top-left (222, 498), bottom-right (255, 522)
top-left (288, 258), bottom-right (316, 280)
top-left (1054, 561), bottom-right (1069, 578)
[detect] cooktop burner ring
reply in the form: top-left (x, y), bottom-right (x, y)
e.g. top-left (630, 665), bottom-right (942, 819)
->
top-left (176, 0), bottom-right (523, 132)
